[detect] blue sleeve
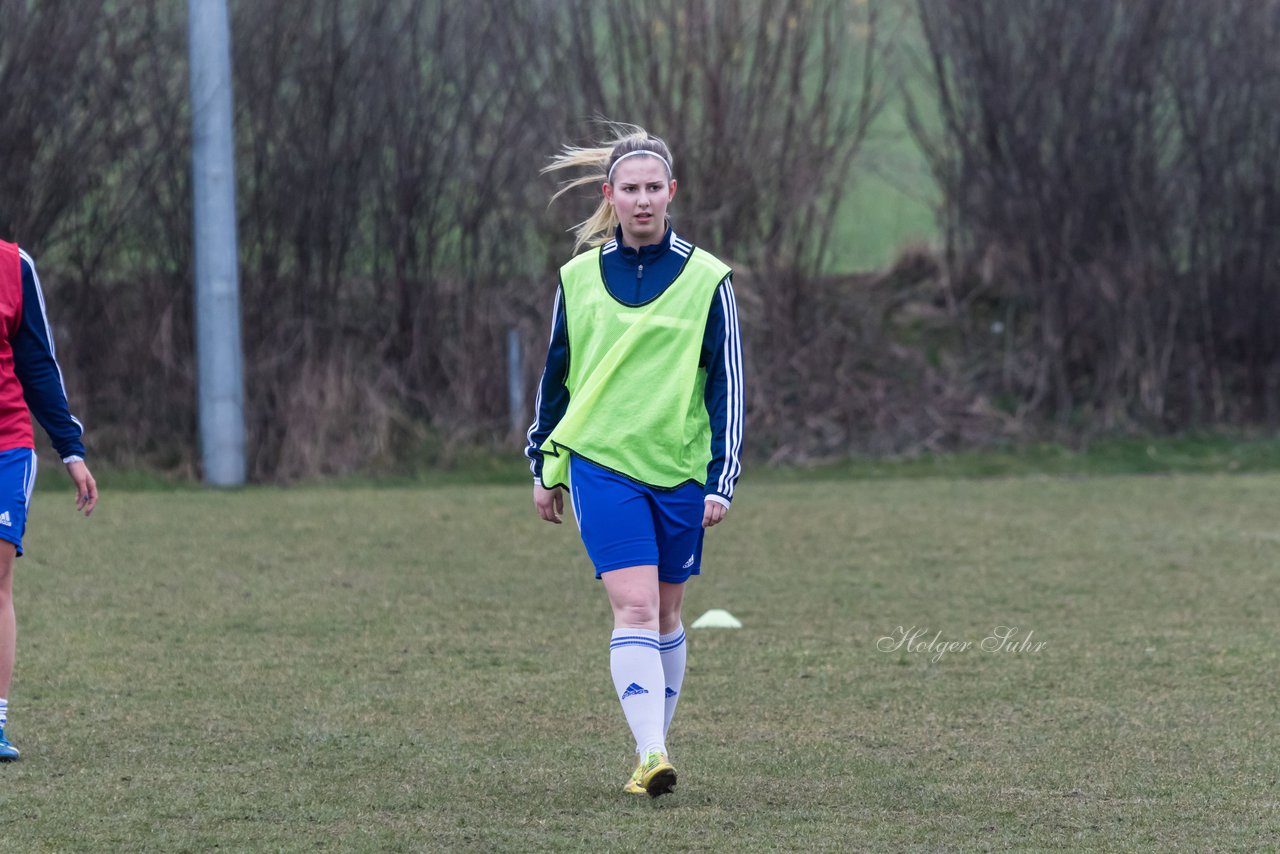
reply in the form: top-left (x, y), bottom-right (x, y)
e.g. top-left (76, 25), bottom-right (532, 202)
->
top-left (701, 276), bottom-right (743, 505)
top-left (524, 284), bottom-right (570, 483)
top-left (13, 252), bottom-right (86, 460)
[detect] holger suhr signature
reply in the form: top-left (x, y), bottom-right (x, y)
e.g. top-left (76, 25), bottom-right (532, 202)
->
top-left (877, 625), bottom-right (1047, 663)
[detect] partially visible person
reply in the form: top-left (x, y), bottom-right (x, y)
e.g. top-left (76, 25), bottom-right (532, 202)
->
top-left (0, 240), bottom-right (98, 762)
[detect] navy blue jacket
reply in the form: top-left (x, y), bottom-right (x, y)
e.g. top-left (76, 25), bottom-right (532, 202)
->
top-left (17, 252), bottom-right (86, 460)
top-left (525, 226), bottom-right (742, 506)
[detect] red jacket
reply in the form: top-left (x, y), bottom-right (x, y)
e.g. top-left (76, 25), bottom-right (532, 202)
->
top-left (0, 241), bottom-right (35, 452)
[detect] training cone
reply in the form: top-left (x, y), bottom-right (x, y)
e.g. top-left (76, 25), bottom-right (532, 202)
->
top-left (691, 608), bottom-right (742, 629)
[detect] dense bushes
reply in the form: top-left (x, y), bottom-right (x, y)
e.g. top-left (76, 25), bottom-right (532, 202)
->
top-left (915, 0), bottom-right (1280, 431)
top-left (4, 0), bottom-right (1279, 478)
top-left (1, 0), bottom-right (891, 477)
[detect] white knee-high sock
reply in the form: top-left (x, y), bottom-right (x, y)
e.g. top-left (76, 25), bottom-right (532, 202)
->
top-left (659, 625), bottom-right (686, 737)
top-left (609, 629), bottom-right (666, 757)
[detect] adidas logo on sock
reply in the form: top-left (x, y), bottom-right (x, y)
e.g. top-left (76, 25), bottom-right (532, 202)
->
top-left (0, 511), bottom-right (11, 527)
top-left (665, 687), bottom-right (678, 698)
top-left (621, 682), bottom-right (649, 699)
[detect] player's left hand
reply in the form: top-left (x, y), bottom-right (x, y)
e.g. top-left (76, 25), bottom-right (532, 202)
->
top-left (66, 459), bottom-right (98, 517)
top-left (702, 498), bottom-right (727, 528)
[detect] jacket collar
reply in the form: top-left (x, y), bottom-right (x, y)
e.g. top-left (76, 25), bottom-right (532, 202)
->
top-left (613, 223), bottom-right (673, 266)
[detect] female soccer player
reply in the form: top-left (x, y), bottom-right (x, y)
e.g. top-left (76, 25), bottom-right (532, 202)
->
top-left (525, 125), bottom-right (743, 797)
top-left (0, 240), bottom-right (98, 762)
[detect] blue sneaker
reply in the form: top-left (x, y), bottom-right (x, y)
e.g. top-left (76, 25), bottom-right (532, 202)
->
top-left (0, 726), bottom-right (19, 761)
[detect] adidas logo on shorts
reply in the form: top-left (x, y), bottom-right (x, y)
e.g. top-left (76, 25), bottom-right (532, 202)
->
top-left (0, 511), bottom-right (11, 527)
top-left (682, 554), bottom-right (695, 569)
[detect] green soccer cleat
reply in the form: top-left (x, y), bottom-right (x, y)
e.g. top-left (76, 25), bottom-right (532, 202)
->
top-left (637, 751), bottom-right (676, 798)
top-left (0, 727), bottom-right (19, 762)
top-left (623, 758), bottom-right (647, 795)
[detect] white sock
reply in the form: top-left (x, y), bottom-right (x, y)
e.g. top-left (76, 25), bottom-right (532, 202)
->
top-left (609, 629), bottom-right (666, 757)
top-left (0, 698), bottom-right (7, 728)
top-left (659, 625), bottom-right (686, 737)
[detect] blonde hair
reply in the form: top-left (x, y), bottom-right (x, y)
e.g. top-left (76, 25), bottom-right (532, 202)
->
top-left (543, 123), bottom-right (675, 253)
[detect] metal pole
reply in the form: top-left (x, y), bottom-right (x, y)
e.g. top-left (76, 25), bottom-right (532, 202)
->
top-left (189, 0), bottom-right (246, 485)
top-left (507, 328), bottom-right (525, 436)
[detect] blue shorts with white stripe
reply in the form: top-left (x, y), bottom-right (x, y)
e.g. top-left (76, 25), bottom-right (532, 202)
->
top-left (0, 447), bottom-right (37, 556)
top-left (569, 454), bottom-right (705, 584)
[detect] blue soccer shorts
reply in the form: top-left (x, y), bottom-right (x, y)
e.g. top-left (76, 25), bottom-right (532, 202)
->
top-left (0, 448), bottom-right (37, 557)
top-left (568, 454), bottom-right (706, 583)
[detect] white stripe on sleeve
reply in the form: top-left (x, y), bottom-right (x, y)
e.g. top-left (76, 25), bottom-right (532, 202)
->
top-left (18, 250), bottom-right (83, 435)
top-left (525, 286), bottom-right (562, 474)
top-left (716, 278), bottom-right (743, 497)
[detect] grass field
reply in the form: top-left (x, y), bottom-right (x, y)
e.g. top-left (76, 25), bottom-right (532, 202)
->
top-left (828, 3), bottom-right (940, 273)
top-left (1, 471), bottom-right (1277, 851)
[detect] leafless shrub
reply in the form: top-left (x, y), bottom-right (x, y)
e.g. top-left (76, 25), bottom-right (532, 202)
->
top-left (546, 0), bottom-right (901, 460)
top-left (914, 0), bottom-right (1280, 431)
top-left (5, 0), bottom-right (932, 476)
top-left (269, 350), bottom-right (405, 481)
top-left (0, 0), bottom-right (158, 246)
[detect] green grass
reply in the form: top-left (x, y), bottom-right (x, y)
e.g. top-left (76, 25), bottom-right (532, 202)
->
top-left (767, 435), bottom-right (1280, 481)
top-left (29, 435), bottom-right (1280, 502)
top-left (176, 434), bottom-right (1280, 493)
top-left (828, 66), bottom-right (939, 272)
top-left (2, 471), bottom-right (1277, 850)
top-left (829, 2), bottom-right (941, 273)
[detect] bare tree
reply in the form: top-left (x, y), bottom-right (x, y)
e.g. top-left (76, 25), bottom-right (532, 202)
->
top-left (909, 0), bottom-right (1280, 430)
top-left (2, 0), bottom-right (901, 477)
top-left (1163, 0), bottom-right (1280, 425)
top-left (0, 0), bottom-right (156, 247)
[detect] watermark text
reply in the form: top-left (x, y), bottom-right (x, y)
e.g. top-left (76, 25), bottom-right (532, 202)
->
top-left (876, 625), bottom-right (1047, 663)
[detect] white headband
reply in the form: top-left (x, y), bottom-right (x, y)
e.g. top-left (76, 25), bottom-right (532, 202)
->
top-left (607, 149), bottom-right (673, 183)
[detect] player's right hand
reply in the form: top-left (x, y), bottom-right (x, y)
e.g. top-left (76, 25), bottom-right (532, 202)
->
top-left (534, 483), bottom-right (564, 524)
top-left (66, 459), bottom-right (98, 517)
